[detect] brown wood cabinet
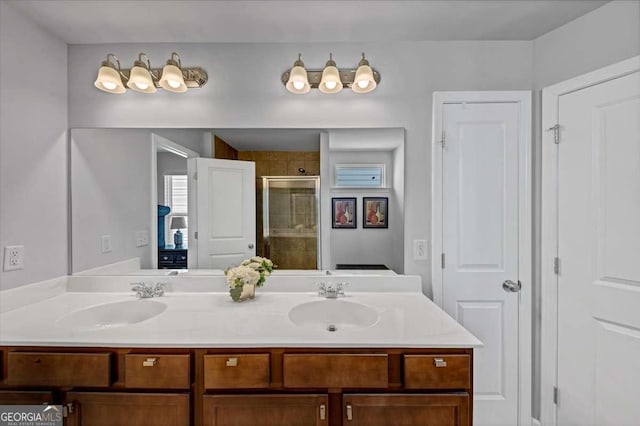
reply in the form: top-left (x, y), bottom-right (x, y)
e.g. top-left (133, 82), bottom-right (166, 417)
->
top-left (342, 394), bottom-right (470, 426)
top-left (203, 394), bottom-right (328, 426)
top-left (65, 392), bottom-right (190, 426)
top-left (0, 346), bottom-right (472, 426)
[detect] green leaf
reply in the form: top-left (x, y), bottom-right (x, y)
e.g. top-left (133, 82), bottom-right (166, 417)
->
top-left (230, 286), bottom-right (243, 302)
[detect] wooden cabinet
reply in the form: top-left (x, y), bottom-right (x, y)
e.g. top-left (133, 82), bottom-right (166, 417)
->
top-left (404, 354), bottom-right (471, 389)
top-left (6, 352), bottom-right (111, 387)
top-left (65, 392), bottom-right (190, 426)
top-left (125, 354), bottom-right (190, 389)
top-left (204, 354), bottom-right (270, 389)
top-left (0, 346), bottom-right (472, 426)
top-left (283, 354), bottom-right (388, 388)
top-left (0, 390), bottom-right (54, 404)
top-left (203, 394), bottom-right (328, 426)
top-left (343, 394), bottom-right (470, 426)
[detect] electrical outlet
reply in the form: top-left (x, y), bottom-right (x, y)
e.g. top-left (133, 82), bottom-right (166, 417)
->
top-left (413, 239), bottom-right (428, 260)
top-left (136, 230), bottom-right (149, 247)
top-left (3, 245), bottom-right (24, 271)
top-left (101, 235), bottom-right (112, 253)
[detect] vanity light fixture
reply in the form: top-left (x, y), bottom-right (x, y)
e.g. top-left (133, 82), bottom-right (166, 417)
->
top-left (94, 52), bottom-right (208, 94)
top-left (127, 53), bottom-right (156, 93)
top-left (94, 54), bottom-right (126, 94)
top-left (159, 52), bottom-right (187, 93)
top-left (285, 54), bottom-right (311, 94)
top-left (352, 52), bottom-right (377, 94)
top-left (319, 53), bottom-right (342, 94)
top-left (281, 52), bottom-right (380, 94)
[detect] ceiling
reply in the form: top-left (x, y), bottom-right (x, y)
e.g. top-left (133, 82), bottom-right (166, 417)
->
top-left (214, 129), bottom-right (321, 152)
top-left (9, 1), bottom-right (608, 44)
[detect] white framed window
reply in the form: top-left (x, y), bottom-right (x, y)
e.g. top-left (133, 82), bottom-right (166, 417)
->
top-left (334, 164), bottom-right (385, 188)
top-left (164, 174), bottom-right (188, 245)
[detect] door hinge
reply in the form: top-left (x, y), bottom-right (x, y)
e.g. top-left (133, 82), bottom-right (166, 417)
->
top-left (553, 386), bottom-right (559, 405)
top-left (193, 172), bottom-right (198, 180)
top-left (439, 130), bottom-right (446, 149)
top-left (548, 124), bottom-right (561, 144)
top-left (554, 257), bottom-right (560, 275)
top-left (441, 253), bottom-right (446, 269)
top-left (194, 231), bottom-right (198, 240)
top-left (63, 402), bottom-right (74, 418)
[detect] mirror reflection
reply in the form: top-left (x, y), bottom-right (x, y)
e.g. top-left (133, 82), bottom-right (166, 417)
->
top-left (70, 128), bottom-right (404, 275)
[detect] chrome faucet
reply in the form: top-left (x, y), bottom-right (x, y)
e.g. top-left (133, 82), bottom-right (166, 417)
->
top-left (318, 282), bottom-right (347, 299)
top-left (131, 282), bottom-right (167, 298)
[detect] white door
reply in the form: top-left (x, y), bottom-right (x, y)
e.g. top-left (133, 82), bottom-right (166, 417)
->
top-left (192, 158), bottom-right (256, 269)
top-left (556, 71), bottom-right (640, 426)
top-left (441, 101), bottom-right (523, 426)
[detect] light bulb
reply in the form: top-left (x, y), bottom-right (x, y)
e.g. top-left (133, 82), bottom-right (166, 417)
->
top-left (135, 81), bottom-right (149, 90)
top-left (167, 79), bottom-right (181, 89)
top-left (357, 80), bottom-right (369, 89)
top-left (293, 81), bottom-right (305, 90)
top-left (102, 81), bottom-right (117, 90)
top-left (325, 81), bottom-right (337, 90)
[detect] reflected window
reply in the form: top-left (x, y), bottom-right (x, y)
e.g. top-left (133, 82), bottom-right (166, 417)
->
top-left (164, 174), bottom-right (188, 245)
top-left (334, 164), bottom-right (385, 188)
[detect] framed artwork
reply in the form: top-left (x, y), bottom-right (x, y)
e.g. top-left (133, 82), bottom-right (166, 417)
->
top-left (363, 197), bottom-right (388, 228)
top-left (332, 197), bottom-right (357, 228)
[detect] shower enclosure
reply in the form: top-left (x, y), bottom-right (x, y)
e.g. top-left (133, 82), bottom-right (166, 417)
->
top-left (260, 176), bottom-right (320, 269)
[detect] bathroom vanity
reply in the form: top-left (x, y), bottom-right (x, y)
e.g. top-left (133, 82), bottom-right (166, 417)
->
top-left (0, 274), bottom-right (481, 426)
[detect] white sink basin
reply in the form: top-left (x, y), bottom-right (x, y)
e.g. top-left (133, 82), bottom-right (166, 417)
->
top-left (56, 300), bottom-right (167, 331)
top-left (288, 300), bottom-right (379, 330)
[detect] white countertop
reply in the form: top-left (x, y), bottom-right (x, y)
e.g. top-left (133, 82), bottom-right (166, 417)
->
top-left (0, 275), bottom-right (482, 349)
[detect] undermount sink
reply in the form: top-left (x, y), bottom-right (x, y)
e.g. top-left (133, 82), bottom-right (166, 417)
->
top-left (288, 300), bottom-right (379, 330)
top-left (56, 300), bottom-right (167, 331)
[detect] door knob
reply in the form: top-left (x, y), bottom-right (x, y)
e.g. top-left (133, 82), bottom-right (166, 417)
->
top-left (502, 280), bottom-right (522, 293)
top-left (248, 243), bottom-right (254, 249)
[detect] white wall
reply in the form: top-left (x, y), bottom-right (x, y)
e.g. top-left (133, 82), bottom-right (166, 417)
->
top-left (0, 3), bottom-right (68, 290)
top-left (71, 129), bottom-right (153, 273)
top-left (533, 0), bottom-right (640, 89)
top-left (68, 41), bottom-right (533, 293)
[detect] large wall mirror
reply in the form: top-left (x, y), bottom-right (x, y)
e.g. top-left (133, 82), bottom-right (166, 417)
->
top-left (70, 128), bottom-right (404, 275)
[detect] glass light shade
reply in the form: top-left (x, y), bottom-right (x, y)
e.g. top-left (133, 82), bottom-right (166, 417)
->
top-left (127, 66), bottom-right (156, 93)
top-left (94, 65), bottom-right (125, 94)
top-left (319, 65), bottom-right (342, 94)
top-left (286, 65), bottom-right (310, 94)
top-left (159, 64), bottom-right (187, 93)
top-left (352, 64), bottom-right (377, 93)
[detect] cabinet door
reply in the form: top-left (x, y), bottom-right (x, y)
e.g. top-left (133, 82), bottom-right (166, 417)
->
top-left (0, 390), bottom-right (54, 404)
top-left (343, 394), bottom-right (469, 426)
top-left (203, 394), bottom-right (328, 426)
top-left (65, 392), bottom-right (189, 426)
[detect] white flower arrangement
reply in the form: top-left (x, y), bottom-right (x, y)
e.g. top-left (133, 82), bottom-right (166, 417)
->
top-left (225, 256), bottom-right (274, 302)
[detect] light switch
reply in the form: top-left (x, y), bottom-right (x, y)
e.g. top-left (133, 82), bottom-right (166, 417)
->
top-left (101, 235), bottom-right (112, 253)
top-left (136, 230), bottom-right (149, 247)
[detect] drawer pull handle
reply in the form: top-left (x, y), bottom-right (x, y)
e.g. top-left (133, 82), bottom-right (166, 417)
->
top-left (142, 358), bottom-right (157, 367)
top-left (434, 358), bottom-right (447, 368)
top-left (319, 404), bottom-right (326, 420)
top-left (34, 358), bottom-right (41, 364)
top-left (226, 357), bottom-right (238, 367)
top-left (346, 404), bottom-right (353, 421)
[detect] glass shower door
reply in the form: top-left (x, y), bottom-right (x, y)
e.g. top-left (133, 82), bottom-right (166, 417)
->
top-left (261, 176), bottom-right (320, 269)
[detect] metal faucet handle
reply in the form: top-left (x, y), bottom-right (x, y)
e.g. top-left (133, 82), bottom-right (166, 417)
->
top-left (317, 282), bottom-right (327, 295)
top-left (130, 282), bottom-right (145, 291)
top-left (336, 282), bottom-right (348, 295)
top-left (153, 282), bottom-right (167, 296)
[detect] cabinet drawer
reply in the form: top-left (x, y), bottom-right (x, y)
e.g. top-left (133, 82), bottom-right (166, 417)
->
top-left (283, 354), bottom-right (388, 388)
top-left (404, 355), bottom-right (471, 389)
top-left (204, 354), bottom-right (270, 389)
top-left (159, 253), bottom-right (174, 263)
top-left (125, 354), bottom-right (190, 389)
top-left (6, 352), bottom-right (111, 387)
